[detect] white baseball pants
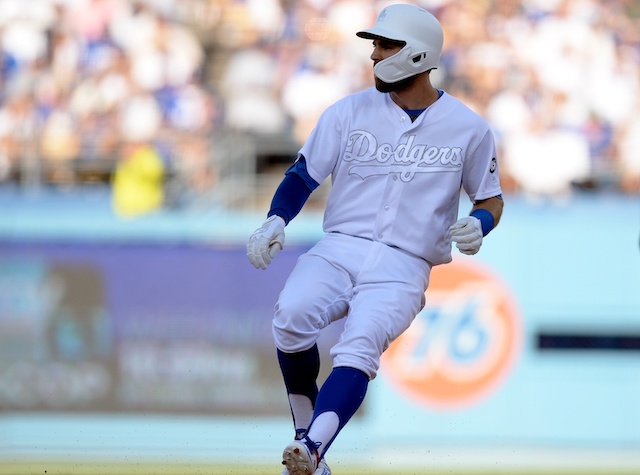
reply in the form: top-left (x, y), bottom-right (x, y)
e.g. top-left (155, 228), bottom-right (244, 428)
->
top-left (272, 232), bottom-right (431, 379)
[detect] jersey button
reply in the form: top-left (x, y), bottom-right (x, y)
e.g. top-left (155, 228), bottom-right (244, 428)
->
top-left (384, 205), bottom-right (389, 210)
top-left (400, 116), bottom-right (406, 121)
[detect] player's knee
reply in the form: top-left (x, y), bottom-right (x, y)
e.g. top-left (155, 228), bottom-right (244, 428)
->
top-left (272, 319), bottom-right (319, 352)
top-left (272, 304), bottom-right (321, 352)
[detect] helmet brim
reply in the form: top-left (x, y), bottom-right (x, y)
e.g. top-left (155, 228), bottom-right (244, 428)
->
top-left (356, 28), bottom-right (407, 46)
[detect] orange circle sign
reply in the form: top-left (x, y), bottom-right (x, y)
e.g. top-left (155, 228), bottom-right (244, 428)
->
top-left (382, 257), bottom-right (521, 409)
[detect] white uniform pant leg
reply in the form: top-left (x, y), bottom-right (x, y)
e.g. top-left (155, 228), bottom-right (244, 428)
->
top-left (272, 245), bottom-right (353, 353)
top-left (331, 242), bottom-right (431, 380)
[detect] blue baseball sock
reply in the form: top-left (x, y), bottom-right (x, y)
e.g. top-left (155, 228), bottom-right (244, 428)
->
top-left (306, 366), bottom-right (369, 456)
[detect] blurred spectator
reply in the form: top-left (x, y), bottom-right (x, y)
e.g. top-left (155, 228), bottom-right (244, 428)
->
top-left (111, 140), bottom-right (165, 217)
top-left (39, 107), bottom-right (80, 182)
top-left (0, 76), bottom-right (39, 181)
top-left (69, 0), bottom-right (120, 42)
top-left (111, 90), bottom-right (165, 217)
top-left (220, 45), bottom-right (290, 135)
top-left (280, 44), bottom-right (351, 143)
top-left (617, 102), bottom-right (640, 193)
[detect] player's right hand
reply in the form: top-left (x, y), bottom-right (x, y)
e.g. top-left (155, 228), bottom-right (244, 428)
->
top-left (247, 215), bottom-right (286, 270)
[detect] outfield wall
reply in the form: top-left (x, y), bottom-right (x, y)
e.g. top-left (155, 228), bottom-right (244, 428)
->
top-left (0, 190), bottom-right (639, 470)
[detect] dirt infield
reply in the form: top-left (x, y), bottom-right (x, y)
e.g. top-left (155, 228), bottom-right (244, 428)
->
top-left (1, 463), bottom-right (638, 475)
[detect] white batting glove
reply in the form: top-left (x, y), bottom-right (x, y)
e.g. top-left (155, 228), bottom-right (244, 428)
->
top-left (247, 215), bottom-right (286, 270)
top-left (449, 216), bottom-right (483, 255)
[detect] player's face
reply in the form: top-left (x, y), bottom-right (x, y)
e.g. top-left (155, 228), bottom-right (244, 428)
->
top-left (371, 38), bottom-right (403, 61)
top-left (370, 39), bottom-right (406, 92)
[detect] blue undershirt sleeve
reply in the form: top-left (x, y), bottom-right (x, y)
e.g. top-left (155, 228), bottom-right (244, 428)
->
top-left (267, 156), bottom-right (320, 225)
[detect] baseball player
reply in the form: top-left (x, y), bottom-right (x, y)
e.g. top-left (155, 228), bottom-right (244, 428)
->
top-left (247, 4), bottom-right (504, 474)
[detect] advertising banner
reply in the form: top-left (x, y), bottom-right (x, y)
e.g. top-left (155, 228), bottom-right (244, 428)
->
top-left (0, 242), bottom-right (341, 414)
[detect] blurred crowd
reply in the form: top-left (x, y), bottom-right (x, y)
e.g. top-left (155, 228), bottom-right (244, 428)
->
top-left (0, 0), bottom-right (218, 214)
top-left (213, 0), bottom-right (640, 198)
top-left (0, 0), bottom-right (638, 214)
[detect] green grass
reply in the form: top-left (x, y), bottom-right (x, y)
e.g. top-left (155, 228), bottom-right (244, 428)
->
top-left (1, 463), bottom-right (638, 475)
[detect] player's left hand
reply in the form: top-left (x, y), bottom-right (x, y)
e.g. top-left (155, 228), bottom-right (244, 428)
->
top-left (247, 215), bottom-right (286, 270)
top-left (449, 216), bottom-right (483, 255)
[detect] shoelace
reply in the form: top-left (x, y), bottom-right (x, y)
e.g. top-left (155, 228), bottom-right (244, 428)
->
top-left (303, 436), bottom-right (321, 452)
top-left (302, 435), bottom-right (322, 465)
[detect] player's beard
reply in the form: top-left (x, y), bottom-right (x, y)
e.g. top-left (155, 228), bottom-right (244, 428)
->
top-left (374, 74), bottom-right (418, 93)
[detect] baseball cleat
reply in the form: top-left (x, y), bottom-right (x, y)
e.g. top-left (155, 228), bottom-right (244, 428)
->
top-left (281, 458), bottom-right (331, 475)
top-left (314, 459), bottom-right (331, 475)
top-left (281, 439), bottom-right (319, 475)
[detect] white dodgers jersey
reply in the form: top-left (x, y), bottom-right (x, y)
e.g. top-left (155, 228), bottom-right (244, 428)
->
top-left (299, 88), bottom-right (502, 265)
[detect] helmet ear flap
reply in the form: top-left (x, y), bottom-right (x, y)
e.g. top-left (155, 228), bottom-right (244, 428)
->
top-left (374, 47), bottom-right (433, 83)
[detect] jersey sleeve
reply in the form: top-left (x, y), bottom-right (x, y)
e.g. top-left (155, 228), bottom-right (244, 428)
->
top-left (462, 128), bottom-right (502, 202)
top-left (267, 156), bottom-right (319, 224)
top-left (298, 104), bottom-right (344, 185)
